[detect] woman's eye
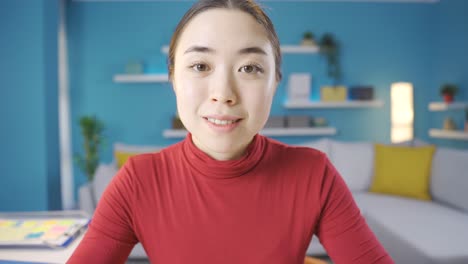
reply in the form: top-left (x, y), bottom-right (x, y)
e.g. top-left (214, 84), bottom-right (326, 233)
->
top-left (239, 64), bottom-right (263, 74)
top-left (190, 63), bottom-right (209, 72)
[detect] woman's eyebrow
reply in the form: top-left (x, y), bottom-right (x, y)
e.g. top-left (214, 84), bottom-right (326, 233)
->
top-left (184, 46), bottom-right (215, 55)
top-left (238, 46), bottom-right (267, 56)
top-left (183, 45), bottom-right (267, 56)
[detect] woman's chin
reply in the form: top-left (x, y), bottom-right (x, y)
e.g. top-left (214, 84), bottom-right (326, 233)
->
top-left (192, 133), bottom-right (252, 161)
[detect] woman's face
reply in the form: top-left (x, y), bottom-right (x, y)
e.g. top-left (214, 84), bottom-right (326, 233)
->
top-left (173, 9), bottom-right (277, 160)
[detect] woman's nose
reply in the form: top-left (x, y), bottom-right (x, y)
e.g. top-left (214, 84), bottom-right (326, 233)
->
top-left (210, 72), bottom-right (238, 105)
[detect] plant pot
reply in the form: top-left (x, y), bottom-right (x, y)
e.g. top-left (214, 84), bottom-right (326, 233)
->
top-left (443, 94), bottom-right (454, 103)
top-left (79, 183), bottom-right (96, 215)
top-left (301, 39), bottom-right (317, 47)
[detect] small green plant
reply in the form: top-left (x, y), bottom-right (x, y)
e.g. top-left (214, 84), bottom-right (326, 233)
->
top-left (440, 83), bottom-right (458, 96)
top-left (75, 115), bottom-right (105, 182)
top-left (319, 33), bottom-right (341, 86)
top-left (303, 31), bottom-right (314, 40)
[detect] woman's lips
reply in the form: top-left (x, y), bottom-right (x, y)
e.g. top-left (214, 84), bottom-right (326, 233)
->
top-left (203, 116), bottom-right (243, 133)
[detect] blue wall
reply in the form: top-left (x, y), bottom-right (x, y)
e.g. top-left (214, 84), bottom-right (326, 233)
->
top-left (1, 0), bottom-right (467, 211)
top-left (0, 0), bottom-right (60, 211)
top-left (65, 0), bottom-right (468, 198)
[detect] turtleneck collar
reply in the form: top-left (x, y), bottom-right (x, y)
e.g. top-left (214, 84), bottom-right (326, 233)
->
top-left (182, 133), bottom-right (266, 179)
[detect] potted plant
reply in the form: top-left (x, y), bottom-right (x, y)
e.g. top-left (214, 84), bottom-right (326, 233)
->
top-left (319, 33), bottom-right (341, 86)
top-left (301, 31), bottom-right (316, 47)
top-left (440, 83), bottom-right (458, 103)
top-left (319, 33), bottom-right (347, 101)
top-left (75, 115), bottom-right (105, 213)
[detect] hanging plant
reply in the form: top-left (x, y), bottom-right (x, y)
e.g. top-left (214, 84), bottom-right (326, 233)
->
top-left (319, 33), bottom-right (341, 86)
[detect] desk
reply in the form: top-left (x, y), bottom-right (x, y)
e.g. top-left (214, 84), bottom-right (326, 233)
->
top-left (0, 211), bottom-right (89, 264)
top-left (0, 231), bottom-right (83, 263)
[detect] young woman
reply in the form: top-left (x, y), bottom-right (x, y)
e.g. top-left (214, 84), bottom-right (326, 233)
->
top-left (68, 1), bottom-right (393, 263)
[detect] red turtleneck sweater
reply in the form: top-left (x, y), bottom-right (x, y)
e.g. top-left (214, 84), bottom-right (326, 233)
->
top-left (68, 134), bottom-right (393, 264)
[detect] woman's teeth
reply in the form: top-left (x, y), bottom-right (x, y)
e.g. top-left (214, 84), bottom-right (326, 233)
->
top-left (207, 118), bottom-right (238, 125)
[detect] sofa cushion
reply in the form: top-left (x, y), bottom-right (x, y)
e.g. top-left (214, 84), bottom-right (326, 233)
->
top-left (114, 142), bottom-right (162, 168)
top-left (306, 235), bottom-right (327, 256)
top-left (329, 141), bottom-right (374, 192)
top-left (93, 163), bottom-right (118, 202)
top-left (431, 147), bottom-right (468, 213)
top-left (354, 193), bottom-right (468, 263)
top-left (297, 138), bottom-right (331, 157)
top-left (369, 144), bottom-right (435, 200)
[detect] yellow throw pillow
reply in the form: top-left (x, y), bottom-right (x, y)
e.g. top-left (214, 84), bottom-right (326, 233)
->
top-left (369, 144), bottom-right (436, 200)
top-left (115, 151), bottom-right (137, 169)
top-left (114, 143), bottom-right (161, 169)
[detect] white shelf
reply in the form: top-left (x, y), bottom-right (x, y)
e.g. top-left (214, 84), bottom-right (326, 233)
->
top-left (260, 127), bottom-right (336, 136)
top-left (428, 129), bottom-right (468, 140)
top-left (284, 100), bottom-right (384, 109)
top-left (428, 102), bottom-right (467, 111)
top-left (163, 127), bottom-right (336, 138)
top-left (161, 45), bottom-right (319, 55)
top-left (280, 45), bottom-right (319, 54)
top-left (163, 129), bottom-right (188, 138)
top-left (113, 74), bottom-right (169, 83)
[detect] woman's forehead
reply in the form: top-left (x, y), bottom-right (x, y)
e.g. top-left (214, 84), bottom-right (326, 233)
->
top-left (176, 8), bottom-right (272, 55)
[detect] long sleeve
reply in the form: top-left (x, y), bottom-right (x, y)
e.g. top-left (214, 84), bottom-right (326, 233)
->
top-left (67, 159), bottom-right (139, 264)
top-left (316, 159), bottom-right (394, 264)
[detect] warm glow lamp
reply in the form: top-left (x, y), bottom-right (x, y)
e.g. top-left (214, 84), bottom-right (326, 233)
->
top-left (391, 82), bottom-right (414, 143)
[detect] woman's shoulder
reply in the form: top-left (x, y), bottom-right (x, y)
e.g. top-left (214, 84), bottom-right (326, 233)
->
top-left (127, 140), bottom-right (184, 166)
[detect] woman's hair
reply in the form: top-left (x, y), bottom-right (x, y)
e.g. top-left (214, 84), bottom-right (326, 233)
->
top-left (167, 0), bottom-right (282, 82)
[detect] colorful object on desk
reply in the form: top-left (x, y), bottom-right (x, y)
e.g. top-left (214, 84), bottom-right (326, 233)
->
top-left (0, 261), bottom-right (51, 264)
top-left (0, 218), bottom-right (89, 248)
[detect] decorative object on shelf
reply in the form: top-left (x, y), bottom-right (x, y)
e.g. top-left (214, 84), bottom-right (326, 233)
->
top-left (313, 117), bottom-right (328, 127)
top-left (75, 115), bottom-right (105, 211)
top-left (465, 108), bottom-right (468, 132)
top-left (440, 83), bottom-right (458, 103)
top-left (443, 117), bottom-right (457, 131)
top-left (301, 31), bottom-right (317, 47)
top-left (125, 60), bottom-right (145, 74)
top-left (319, 33), bottom-right (341, 85)
top-left (264, 116), bottom-right (286, 128)
top-left (349, 86), bottom-right (374, 100)
top-left (286, 115), bottom-right (310, 128)
top-left (172, 114), bottom-right (186, 130)
top-left (320, 85), bottom-right (347, 101)
top-left (287, 73), bottom-right (311, 103)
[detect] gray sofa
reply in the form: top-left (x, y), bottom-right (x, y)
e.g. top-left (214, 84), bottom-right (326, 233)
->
top-left (81, 139), bottom-right (468, 263)
top-left (303, 139), bottom-right (468, 264)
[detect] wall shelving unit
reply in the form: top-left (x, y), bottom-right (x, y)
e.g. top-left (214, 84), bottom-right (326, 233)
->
top-left (163, 127), bottom-right (337, 139)
top-left (428, 101), bottom-right (467, 141)
top-left (428, 102), bottom-right (467, 111)
top-left (113, 74), bottom-right (169, 83)
top-left (428, 129), bottom-right (468, 141)
top-left (284, 100), bottom-right (384, 109)
top-left (119, 44), bottom-right (384, 138)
